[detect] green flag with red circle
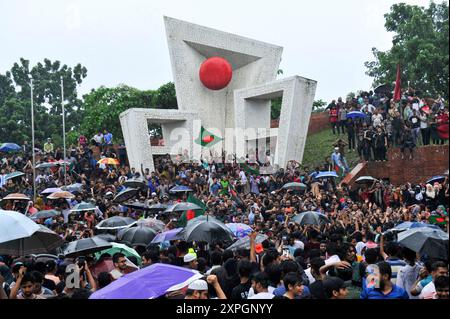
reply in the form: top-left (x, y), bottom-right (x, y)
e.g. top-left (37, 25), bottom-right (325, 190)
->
top-left (195, 126), bottom-right (222, 148)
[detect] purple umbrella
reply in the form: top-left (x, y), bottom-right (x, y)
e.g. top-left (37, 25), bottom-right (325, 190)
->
top-left (40, 187), bottom-right (62, 195)
top-left (150, 228), bottom-right (183, 243)
top-left (89, 263), bottom-right (203, 299)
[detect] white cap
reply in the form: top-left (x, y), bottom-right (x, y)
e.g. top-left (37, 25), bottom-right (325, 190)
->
top-left (183, 253), bottom-right (197, 263)
top-left (187, 279), bottom-right (208, 291)
top-left (151, 192), bottom-right (157, 196)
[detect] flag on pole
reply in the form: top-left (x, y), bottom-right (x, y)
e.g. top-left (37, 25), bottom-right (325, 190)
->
top-left (194, 126), bottom-right (222, 148)
top-left (177, 194), bottom-right (206, 227)
top-left (393, 64), bottom-right (402, 101)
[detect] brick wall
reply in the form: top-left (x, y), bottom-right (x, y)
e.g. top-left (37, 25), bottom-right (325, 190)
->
top-left (345, 145), bottom-right (449, 186)
top-left (271, 111), bottom-right (329, 135)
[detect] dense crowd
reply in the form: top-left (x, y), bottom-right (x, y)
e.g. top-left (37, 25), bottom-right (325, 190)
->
top-left (0, 98), bottom-right (449, 300)
top-left (326, 90), bottom-right (449, 164)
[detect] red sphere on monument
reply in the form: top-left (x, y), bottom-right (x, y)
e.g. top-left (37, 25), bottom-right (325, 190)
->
top-left (199, 57), bottom-right (233, 90)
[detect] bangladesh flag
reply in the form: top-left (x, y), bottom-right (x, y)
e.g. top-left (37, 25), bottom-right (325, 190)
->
top-left (177, 194), bottom-right (207, 227)
top-left (240, 162), bottom-right (260, 176)
top-left (195, 126), bottom-right (222, 147)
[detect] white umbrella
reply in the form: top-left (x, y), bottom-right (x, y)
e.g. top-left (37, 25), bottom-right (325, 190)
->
top-left (0, 210), bottom-right (40, 243)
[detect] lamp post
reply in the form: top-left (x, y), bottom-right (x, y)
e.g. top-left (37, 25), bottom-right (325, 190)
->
top-left (61, 76), bottom-right (67, 187)
top-left (30, 77), bottom-right (36, 202)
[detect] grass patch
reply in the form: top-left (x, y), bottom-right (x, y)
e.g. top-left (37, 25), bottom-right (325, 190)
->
top-left (302, 129), bottom-right (360, 170)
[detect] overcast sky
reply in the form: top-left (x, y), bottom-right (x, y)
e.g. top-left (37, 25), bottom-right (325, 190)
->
top-left (0, 0), bottom-right (433, 103)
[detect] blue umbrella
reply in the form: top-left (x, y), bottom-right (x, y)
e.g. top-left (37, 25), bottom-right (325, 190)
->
top-left (426, 176), bottom-right (445, 184)
top-left (0, 143), bottom-right (21, 152)
top-left (4, 171), bottom-right (25, 181)
top-left (226, 223), bottom-right (253, 238)
top-left (316, 171), bottom-right (339, 179)
top-left (150, 228), bottom-right (183, 243)
top-left (169, 185), bottom-right (193, 193)
top-left (346, 111), bottom-right (366, 119)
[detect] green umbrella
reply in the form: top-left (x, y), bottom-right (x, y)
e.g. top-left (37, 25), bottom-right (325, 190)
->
top-left (70, 202), bottom-right (96, 212)
top-left (4, 171), bottom-right (25, 181)
top-left (94, 242), bottom-right (142, 265)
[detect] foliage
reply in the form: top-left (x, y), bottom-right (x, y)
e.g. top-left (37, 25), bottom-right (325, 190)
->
top-left (312, 99), bottom-right (327, 112)
top-left (365, 1), bottom-right (449, 99)
top-left (0, 58), bottom-right (87, 146)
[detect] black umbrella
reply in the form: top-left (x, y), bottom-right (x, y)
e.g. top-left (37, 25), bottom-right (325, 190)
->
top-left (292, 211), bottom-right (330, 226)
top-left (31, 210), bottom-right (61, 220)
top-left (95, 216), bottom-right (137, 230)
top-left (176, 215), bottom-right (235, 244)
top-left (63, 237), bottom-right (112, 257)
top-left (123, 178), bottom-right (147, 189)
top-left (397, 227), bottom-right (449, 259)
top-left (374, 84), bottom-right (392, 94)
top-left (164, 202), bottom-right (202, 213)
top-left (169, 185), bottom-right (193, 194)
top-left (149, 203), bottom-right (169, 211)
top-left (0, 225), bottom-right (65, 256)
top-left (92, 234), bottom-right (117, 243)
top-left (113, 188), bottom-right (139, 203)
top-left (122, 201), bottom-right (152, 211)
top-left (120, 225), bottom-right (157, 247)
top-left (281, 182), bottom-right (307, 191)
top-left (227, 234), bottom-right (268, 251)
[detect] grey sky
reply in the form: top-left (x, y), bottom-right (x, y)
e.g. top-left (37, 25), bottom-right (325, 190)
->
top-left (0, 0), bottom-right (432, 103)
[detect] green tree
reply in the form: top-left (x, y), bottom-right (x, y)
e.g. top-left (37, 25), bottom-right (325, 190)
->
top-left (0, 58), bottom-right (87, 146)
top-left (312, 99), bottom-right (327, 112)
top-left (365, 1), bottom-right (449, 99)
top-left (80, 82), bottom-right (178, 142)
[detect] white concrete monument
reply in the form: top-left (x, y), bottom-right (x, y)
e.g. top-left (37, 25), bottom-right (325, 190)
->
top-left (120, 16), bottom-right (317, 172)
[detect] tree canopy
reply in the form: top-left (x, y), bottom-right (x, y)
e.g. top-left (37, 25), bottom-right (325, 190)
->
top-left (365, 1), bottom-right (449, 99)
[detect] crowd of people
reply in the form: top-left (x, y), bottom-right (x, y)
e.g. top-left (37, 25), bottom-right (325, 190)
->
top-left (0, 98), bottom-right (449, 300)
top-left (326, 90), bottom-right (449, 162)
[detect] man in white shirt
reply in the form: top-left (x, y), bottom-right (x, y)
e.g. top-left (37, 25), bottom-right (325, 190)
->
top-left (248, 272), bottom-right (275, 299)
top-left (419, 261), bottom-right (448, 299)
top-left (361, 99), bottom-right (376, 114)
top-left (371, 109), bottom-right (383, 127)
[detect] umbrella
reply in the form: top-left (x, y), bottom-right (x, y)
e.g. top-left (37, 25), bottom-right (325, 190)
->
top-left (316, 171), bottom-right (339, 179)
top-left (176, 215), bottom-right (235, 244)
top-left (0, 225), bottom-right (64, 256)
top-left (40, 187), bottom-right (62, 195)
top-left (150, 228), bottom-right (183, 243)
top-left (98, 158), bottom-right (120, 165)
top-left (113, 188), bottom-right (139, 203)
top-left (120, 225), bottom-right (157, 247)
top-left (426, 176), bottom-right (446, 184)
top-left (391, 222), bottom-right (440, 232)
top-left (137, 218), bottom-right (166, 232)
top-left (164, 202), bottom-right (202, 213)
top-left (63, 237), bottom-right (112, 257)
top-left (355, 176), bottom-right (378, 184)
top-left (95, 242), bottom-right (141, 265)
top-left (30, 210), bottom-right (61, 220)
top-left (292, 211), bottom-right (330, 226)
top-left (122, 201), bottom-right (152, 211)
top-left (89, 263), bottom-right (203, 299)
top-left (226, 223), bottom-right (253, 238)
top-left (70, 202), bottom-right (96, 212)
top-left (282, 182), bottom-right (307, 191)
top-left (61, 183), bottom-right (83, 193)
top-left (169, 185), bottom-right (193, 194)
top-left (374, 84), bottom-right (392, 94)
top-left (1, 193), bottom-right (30, 201)
top-left (0, 210), bottom-right (40, 243)
top-left (123, 178), bottom-right (147, 189)
top-left (95, 216), bottom-right (137, 230)
top-left (35, 162), bottom-right (59, 169)
top-left (227, 234), bottom-right (269, 251)
top-left (0, 143), bottom-right (21, 152)
top-left (4, 171), bottom-right (25, 181)
top-left (148, 203), bottom-right (169, 211)
top-left (47, 191), bottom-right (75, 200)
top-left (346, 111), bottom-right (367, 119)
top-left (397, 227), bottom-right (449, 259)
top-left (92, 234), bottom-right (117, 242)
